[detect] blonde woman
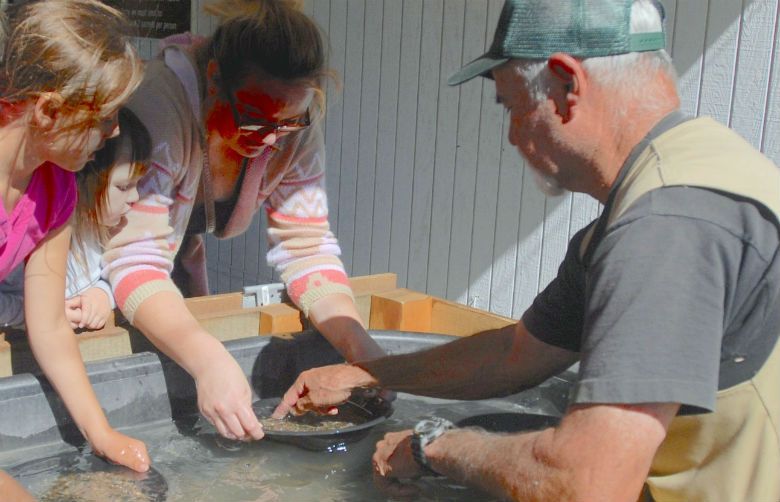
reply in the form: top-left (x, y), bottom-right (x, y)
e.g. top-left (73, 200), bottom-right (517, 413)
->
top-left (104, 0), bottom-right (388, 441)
top-left (0, 0), bottom-right (148, 472)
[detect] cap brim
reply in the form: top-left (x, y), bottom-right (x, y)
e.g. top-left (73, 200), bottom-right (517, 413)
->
top-left (448, 54), bottom-right (509, 86)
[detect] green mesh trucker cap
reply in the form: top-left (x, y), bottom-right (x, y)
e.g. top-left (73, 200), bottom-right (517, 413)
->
top-left (448, 0), bottom-right (666, 86)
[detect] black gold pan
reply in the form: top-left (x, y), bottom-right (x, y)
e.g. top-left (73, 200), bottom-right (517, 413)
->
top-left (252, 395), bottom-right (394, 452)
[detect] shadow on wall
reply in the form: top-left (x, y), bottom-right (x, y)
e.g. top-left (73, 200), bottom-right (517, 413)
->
top-left (203, 0), bottom-right (774, 318)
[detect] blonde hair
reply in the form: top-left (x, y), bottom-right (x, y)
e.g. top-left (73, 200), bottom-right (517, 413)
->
top-left (197, 0), bottom-right (332, 121)
top-left (0, 0), bottom-right (143, 128)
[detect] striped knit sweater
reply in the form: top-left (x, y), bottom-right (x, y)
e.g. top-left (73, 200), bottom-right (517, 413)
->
top-left (102, 195), bottom-right (179, 321)
top-left (108, 41), bottom-right (352, 322)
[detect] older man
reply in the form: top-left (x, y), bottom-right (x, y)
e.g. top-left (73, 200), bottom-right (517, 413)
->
top-left (273, 1), bottom-right (780, 500)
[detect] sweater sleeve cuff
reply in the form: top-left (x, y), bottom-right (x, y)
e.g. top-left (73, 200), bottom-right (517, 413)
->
top-left (289, 270), bottom-right (354, 317)
top-left (119, 278), bottom-right (183, 324)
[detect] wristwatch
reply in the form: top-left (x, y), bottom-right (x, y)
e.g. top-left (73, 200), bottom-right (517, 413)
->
top-left (411, 417), bottom-right (455, 476)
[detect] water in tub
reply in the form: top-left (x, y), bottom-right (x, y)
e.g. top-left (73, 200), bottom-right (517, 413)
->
top-left (10, 378), bottom-right (571, 502)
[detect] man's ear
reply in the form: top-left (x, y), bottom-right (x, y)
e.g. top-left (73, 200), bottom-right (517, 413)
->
top-left (547, 53), bottom-right (586, 122)
top-left (32, 92), bottom-right (64, 131)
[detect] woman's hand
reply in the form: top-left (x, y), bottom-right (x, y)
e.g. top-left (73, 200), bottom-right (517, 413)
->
top-left (194, 351), bottom-right (264, 441)
top-left (87, 427), bottom-right (150, 473)
top-left (64, 288), bottom-right (112, 329)
top-left (130, 292), bottom-right (264, 442)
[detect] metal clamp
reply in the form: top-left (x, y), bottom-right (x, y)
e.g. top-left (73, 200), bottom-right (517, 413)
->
top-left (242, 283), bottom-right (287, 308)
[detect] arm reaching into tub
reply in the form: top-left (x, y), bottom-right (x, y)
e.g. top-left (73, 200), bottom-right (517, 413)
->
top-left (273, 321), bottom-right (578, 417)
top-left (25, 223), bottom-right (150, 473)
top-left (103, 196), bottom-right (264, 442)
top-left (0, 469), bottom-right (35, 502)
top-left (130, 290), bottom-right (265, 441)
top-left (370, 402), bottom-right (679, 502)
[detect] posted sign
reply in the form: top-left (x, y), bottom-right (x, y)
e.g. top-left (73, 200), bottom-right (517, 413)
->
top-left (104, 0), bottom-right (191, 39)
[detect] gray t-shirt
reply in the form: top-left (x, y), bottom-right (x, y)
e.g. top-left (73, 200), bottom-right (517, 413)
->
top-left (522, 186), bottom-right (780, 414)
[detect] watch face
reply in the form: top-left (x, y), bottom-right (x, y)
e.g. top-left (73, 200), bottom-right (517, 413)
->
top-left (414, 418), bottom-right (443, 435)
top-left (414, 417), bottom-right (454, 437)
top-left (412, 417), bottom-right (455, 475)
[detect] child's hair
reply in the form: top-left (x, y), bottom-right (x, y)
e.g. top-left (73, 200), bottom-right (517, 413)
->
top-left (70, 108), bottom-right (150, 278)
top-left (196, 0), bottom-right (333, 122)
top-left (0, 0), bottom-right (143, 129)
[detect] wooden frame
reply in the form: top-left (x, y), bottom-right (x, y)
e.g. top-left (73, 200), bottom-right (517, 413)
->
top-left (0, 273), bottom-right (514, 377)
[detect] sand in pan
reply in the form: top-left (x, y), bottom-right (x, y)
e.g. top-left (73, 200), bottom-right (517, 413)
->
top-left (259, 415), bottom-right (355, 433)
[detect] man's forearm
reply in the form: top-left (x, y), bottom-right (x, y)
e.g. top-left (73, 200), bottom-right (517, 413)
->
top-left (357, 324), bottom-right (536, 399)
top-left (426, 428), bottom-right (574, 502)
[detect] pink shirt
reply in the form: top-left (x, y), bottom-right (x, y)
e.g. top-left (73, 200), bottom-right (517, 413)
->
top-left (0, 162), bottom-right (77, 280)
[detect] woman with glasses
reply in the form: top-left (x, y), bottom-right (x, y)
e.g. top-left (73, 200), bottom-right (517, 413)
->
top-left (102, 0), bottom-right (388, 441)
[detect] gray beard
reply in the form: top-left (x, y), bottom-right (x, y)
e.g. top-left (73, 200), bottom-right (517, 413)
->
top-left (531, 168), bottom-right (567, 197)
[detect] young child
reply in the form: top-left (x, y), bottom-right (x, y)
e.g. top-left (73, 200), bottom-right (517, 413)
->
top-left (65, 107), bottom-right (149, 330)
top-left (0, 108), bottom-right (148, 330)
top-left (0, 0), bottom-right (149, 472)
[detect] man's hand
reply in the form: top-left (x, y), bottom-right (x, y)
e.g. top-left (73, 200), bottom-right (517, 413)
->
top-left (370, 430), bottom-right (425, 499)
top-left (372, 429), bottom-right (423, 479)
top-left (87, 427), bottom-right (150, 473)
top-left (194, 352), bottom-right (264, 441)
top-left (271, 363), bottom-right (378, 419)
top-left (64, 288), bottom-right (112, 329)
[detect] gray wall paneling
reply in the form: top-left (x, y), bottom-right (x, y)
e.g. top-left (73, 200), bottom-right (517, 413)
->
top-left (351, 0), bottom-right (384, 277)
top-left (148, 0), bottom-right (780, 320)
top-left (406, 0), bottom-right (444, 294)
top-left (387, 0), bottom-right (423, 287)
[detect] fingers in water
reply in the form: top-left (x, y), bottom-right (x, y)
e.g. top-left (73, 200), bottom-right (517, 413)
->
top-left (236, 406), bottom-right (264, 440)
top-left (222, 413), bottom-right (250, 441)
top-left (209, 414), bottom-right (235, 440)
top-left (372, 471), bottom-right (419, 499)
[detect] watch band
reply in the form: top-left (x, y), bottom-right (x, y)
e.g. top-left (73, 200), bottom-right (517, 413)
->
top-left (411, 417), bottom-right (455, 476)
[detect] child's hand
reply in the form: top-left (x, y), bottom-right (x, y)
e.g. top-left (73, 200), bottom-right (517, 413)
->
top-left (65, 288), bottom-right (112, 329)
top-left (64, 296), bottom-right (84, 328)
top-left (89, 427), bottom-right (150, 473)
top-left (78, 288), bottom-right (112, 329)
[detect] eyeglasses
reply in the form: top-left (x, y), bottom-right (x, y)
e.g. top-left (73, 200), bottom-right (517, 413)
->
top-left (231, 105), bottom-right (311, 135)
top-left (216, 57), bottom-right (311, 140)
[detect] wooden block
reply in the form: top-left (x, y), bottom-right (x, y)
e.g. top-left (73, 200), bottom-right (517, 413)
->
top-left (76, 326), bottom-right (133, 362)
top-left (369, 289), bottom-right (432, 332)
top-left (354, 293), bottom-right (372, 327)
top-left (196, 308), bottom-right (262, 342)
top-left (0, 339), bottom-right (10, 378)
top-left (185, 292), bottom-right (244, 317)
top-left (430, 298), bottom-right (514, 337)
top-left (349, 273), bottom-right (397, 296)
top-left (258, 303), bottom-right (305, 335)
